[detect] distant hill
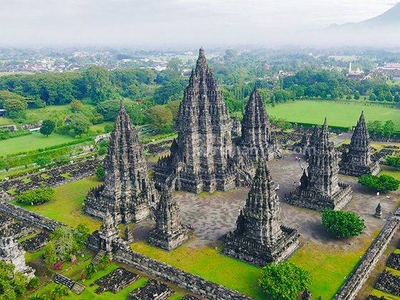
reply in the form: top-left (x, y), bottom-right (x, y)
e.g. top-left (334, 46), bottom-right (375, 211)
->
top-left (317, 3), bottom-right (400, 47)
top-left (344, 2), bottom-right (400, 29)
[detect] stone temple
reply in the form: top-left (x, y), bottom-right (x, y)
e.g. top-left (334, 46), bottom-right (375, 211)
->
top-left (84, 102), bottom-right (157, 224)
top-left (0, 224), bottom-right (35, 278)
top-left (154, 48), bottom-right (253, 193)
top-left (240, 86), bottom-right (281, 161)
top-left (287, 119), bottom-right (353, 211)
top-left (223, 160), bottom-right (299, 267)
top-left (147, 186), bottom-right (189, 251)
top-left (339, 111), bottom-right (380, 177)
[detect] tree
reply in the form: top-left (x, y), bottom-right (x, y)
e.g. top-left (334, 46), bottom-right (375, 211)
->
top-left (96, 100), bottom-right (120, 121)
top-left (0, 260), bottom-right (35, 300)
top-left (148, 105), bottom-right (174, 133)
top-left (259, 261), bottom-right (312, 300)
top-left (40, 119), bottom-right (55, 137)
top-left (69, 113), bottom-right (91, 136)
top-left (70, 99), bottom-right (83, 112)
top-left (95, 166), bottom-right (105, 181)
top-left (359, 174), bottom-right (399, 192)
top-left (83, 66), bottom-right (116, 104)
top-left (321, 209), bottom-right (365, 239)
top-left (386, 155), bottom-right (400, 169)
top-left (382, 120), bottom-right (395, 140)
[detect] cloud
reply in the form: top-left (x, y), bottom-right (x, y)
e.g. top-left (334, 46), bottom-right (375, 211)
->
top-left (0, 0), bottom-right (395, 47)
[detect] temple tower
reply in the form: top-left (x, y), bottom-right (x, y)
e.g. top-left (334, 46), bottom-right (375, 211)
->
top-left (154, 48), bottom-right (238, 193)
top-left (240, 86), bottom-right (280, 161)
top-left (223, 160), bottom-right (299, 267)
top-left (84, 102), bottom-right (157, 224)
top-left (287, 119), bottom-right (353, 210)
top-left (339, 111), bottom-right (380, 176)
top-left (147, 187), bottom-right (189, 250)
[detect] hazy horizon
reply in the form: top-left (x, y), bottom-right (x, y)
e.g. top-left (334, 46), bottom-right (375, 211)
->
top-left (0, 0), bottom-right (398, 48)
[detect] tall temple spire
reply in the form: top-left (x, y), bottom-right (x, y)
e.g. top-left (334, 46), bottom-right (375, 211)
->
top-left (339, 111), bottom-right (380, 176)
top-left (287, 118), bottom-right (353, 210)
top-left (223, 160), bottom-right (299, 266)
top-left (85, 104), bottom-right (157, 224)
top-left (147, 186), bottom-right (188, 250)
top-left (154, 47), bottom-right (240, 193)
top-left (240, 86), bottom-right (279, 161)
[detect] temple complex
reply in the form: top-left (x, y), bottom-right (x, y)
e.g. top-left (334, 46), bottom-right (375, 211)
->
top-left (0, 224), bottom-right (35, 278)
top-left (147, 187), bottom-right (189, 250)
top-left (154, 48), bottom-right (252, 193)
top-left (287, 119), bottom-right (353, 211)
top-left (240, 86), bottom-right (281, 161)
top-left (84, 102), bottom-right (157, 224)
top-left (339, 111), bottom-right (380, 176)
top-left (223, 160), bottom-right (299, 267)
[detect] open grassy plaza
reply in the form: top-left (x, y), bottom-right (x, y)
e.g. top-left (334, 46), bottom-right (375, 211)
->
top-left (268, 100), bottom-right (400, 129)
top-left (14, 149), bottom-right (400, 299)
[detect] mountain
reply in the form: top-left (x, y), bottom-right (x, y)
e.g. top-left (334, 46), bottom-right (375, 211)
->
top-left (347, 2), bottom-right (400, 29)
top-left (316, 3), bottom-right (400, 48)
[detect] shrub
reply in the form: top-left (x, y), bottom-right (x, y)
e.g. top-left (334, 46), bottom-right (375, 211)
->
top-left (16, 188), bottom-right (54, 205)
top-left (321, 209), bottom-right (365, 239)
top-left (95, 166), bottom-right (105, 181)
top-left (359, 174), bottom-right (399, 192)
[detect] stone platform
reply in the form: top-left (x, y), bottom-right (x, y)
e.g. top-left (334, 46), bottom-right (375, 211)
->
top-left (223, 226), bottom-right (300, 267)
top-left (287, 182), bottom-right (353, 211)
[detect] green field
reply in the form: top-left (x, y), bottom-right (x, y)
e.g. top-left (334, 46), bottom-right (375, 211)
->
top-left (131, 241), bottom-right (264, 299)
top-left (268, 101), bottom-right (400, 129)
top-left (15, 176), bottom-right (102, 233)
top-left (0, 116), bottom-right (13, 125)
top-left (0, 133), bottom-right (76, 156)
top-left (24, 104), bottom-right (72, 123)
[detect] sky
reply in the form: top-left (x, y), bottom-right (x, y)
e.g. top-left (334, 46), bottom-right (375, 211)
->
top-left (0, 0), bottom-right (397, 47)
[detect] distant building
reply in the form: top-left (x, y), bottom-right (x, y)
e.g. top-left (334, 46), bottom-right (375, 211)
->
top-left (347, 62), bottom-right (365, 79)
top-left (0, 109), bottom-right (6, 117)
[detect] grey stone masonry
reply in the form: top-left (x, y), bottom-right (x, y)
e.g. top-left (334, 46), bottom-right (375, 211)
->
top-left (340, 111), bottom-right (380, 176)
top-left (240, 86), bottom-right (281, 161)
top-left (85, 102), bottom-right (157, 224)
top-left (223, 160), bottom-right (299, 267)
top-left (0, 224), bottom-right (35, 278)
top-left (147, 187), bottom-right (189, 250)
top-left (154, 48), bottom-right (253, 194)
top-left (288, 118), bottom-right (353, 211)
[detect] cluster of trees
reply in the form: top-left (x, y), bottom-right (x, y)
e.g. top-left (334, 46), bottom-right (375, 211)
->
top-left (0, 261), bottom-right (39, 300)
top-left (359, 174), bottom-right (400, 192)
top-left (280, 69), bottom-right (400, 103)
top-left (321, 209), bottom-right (365, 239)
top-left (43, 224), bottom-right (89, 268)
top-left (16, 188), bottom-right (54, 205)
top-left (367, 120), bottom-right (397, 139)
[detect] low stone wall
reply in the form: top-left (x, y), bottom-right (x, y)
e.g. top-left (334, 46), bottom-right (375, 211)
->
top-left (0, 158), bottom-right (100, 194)
top-left (0, 202), bottom-right (62, 232)
top-left (112, 242), bottom-right (252, 300)
top-left (334, 207), bottom-right (400, 300)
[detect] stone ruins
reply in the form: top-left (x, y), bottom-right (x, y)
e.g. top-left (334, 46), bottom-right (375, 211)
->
top-left (240, 86), bottom-right (281, 161)
top-left (0, 224), bottom-right (35, 278)
top-left (147, 186), bottom-right (189, 250)
top-left (287, 119), bottom-right (353, 211)
top-left (223, 160), bottom-right (299, 267)
top-left (84, 102), bottom-right (157, 224)
top-left (340, 111), bottom-right (380, 177)
top-left (154, 48), bottom-right (253, 193)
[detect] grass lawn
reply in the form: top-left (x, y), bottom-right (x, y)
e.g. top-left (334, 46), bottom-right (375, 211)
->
top-left (15, 176), bottom-right (102, 233)
top-left (268, 101), bottom-right (400, 129)
top-left (0, 116), bottom-right (13, 125)
top-left (289, 235), bottom-right (378, 300)
top-left (0, 133), bottom-right (75, 156)
top-left (90, 122), bottom-right (114, 134)
top-left (380, 165), bottom-right (400, 182)
top-left (131, 241), bottom-right (265, 299)
top-left (24, 104), bottom-right (71, 123)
